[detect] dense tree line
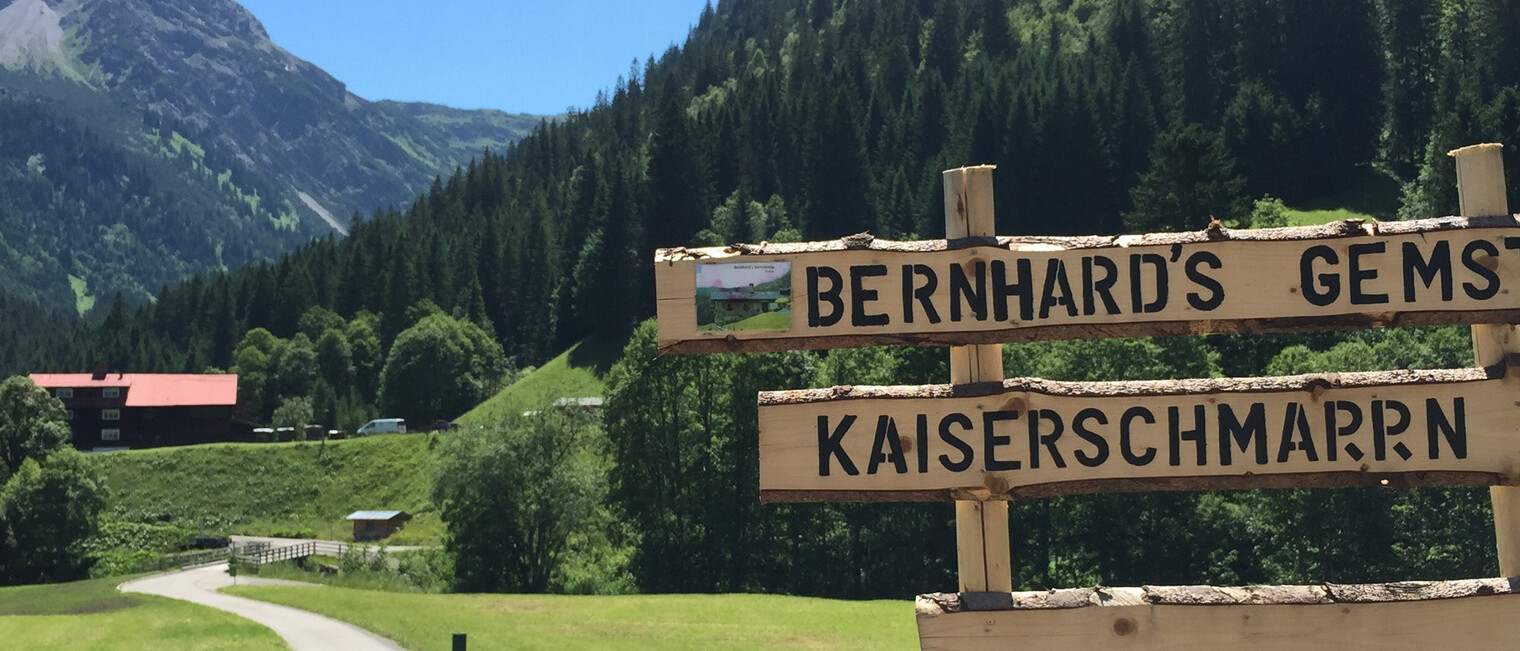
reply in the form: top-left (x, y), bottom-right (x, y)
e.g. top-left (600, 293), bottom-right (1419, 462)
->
top-left (594, 322), bottom-right (1492, 598)
top-left (66, 0), bottom-right (1520, 382)
top-left (11, 0), bottom-right (1520, 594)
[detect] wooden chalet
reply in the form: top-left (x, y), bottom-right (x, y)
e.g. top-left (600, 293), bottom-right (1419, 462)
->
top-left (29, 370), bottom-right (244, 450)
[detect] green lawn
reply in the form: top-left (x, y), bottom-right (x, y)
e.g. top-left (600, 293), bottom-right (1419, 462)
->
top-left (456, 332), bottom-right (625, 427)
top-left (1282, 206), bottom-right (1376, 225)
top-left (0, 576), bottom-right (283, 650)
top-left (1282, 169), bottom-right (1402, 226)
top-left (226, 585), bottom-right (917, 650)
top-left (97, 434), bottom-right (443, 544)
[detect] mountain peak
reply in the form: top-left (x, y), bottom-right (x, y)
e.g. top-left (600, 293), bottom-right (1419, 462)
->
top-left (0, 0), bottom-right (88, 82)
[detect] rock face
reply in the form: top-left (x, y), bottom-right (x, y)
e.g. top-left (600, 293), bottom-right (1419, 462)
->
top-left (0, 0), bottom-right (540, 310)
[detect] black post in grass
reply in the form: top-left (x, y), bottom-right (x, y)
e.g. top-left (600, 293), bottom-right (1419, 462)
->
top-left (452, 632), bottom-right (466, 651)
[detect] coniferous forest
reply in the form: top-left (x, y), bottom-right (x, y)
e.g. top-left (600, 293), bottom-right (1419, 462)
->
top-left (12, 0), bottom-right (1520, 596)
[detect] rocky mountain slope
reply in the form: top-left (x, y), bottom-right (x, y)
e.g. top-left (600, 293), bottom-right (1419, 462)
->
top-left (0, 0), bottom-right (541, 312)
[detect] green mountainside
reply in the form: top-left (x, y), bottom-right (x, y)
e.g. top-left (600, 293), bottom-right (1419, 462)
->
top-left (96, 434), bottom-right (442, 543)
top-left (0, 0), bottom-right (542, 312)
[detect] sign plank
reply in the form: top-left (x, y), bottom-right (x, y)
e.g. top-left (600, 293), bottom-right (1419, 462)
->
top-left (758, 366), bottom-right (1520, 502)
top-left (656, 215), bottom-right (1520, 354)
top-left (916, 579), bottom-right (1520, 650)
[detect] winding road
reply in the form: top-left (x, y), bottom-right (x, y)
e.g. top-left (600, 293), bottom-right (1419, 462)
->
top-left (120, 562), bottom-right (404, 651)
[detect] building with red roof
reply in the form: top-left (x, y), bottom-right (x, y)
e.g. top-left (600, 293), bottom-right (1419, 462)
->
top-left (29, 369), bottom-right (245, 450)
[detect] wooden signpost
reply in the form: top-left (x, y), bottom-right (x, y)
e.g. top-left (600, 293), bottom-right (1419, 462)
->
top-left (759, 367), bottom-right (1520, 502)
top-left (652, 144), bottom-right (1520, 649)
top-left (656, 216), bottom-right (1520, 354)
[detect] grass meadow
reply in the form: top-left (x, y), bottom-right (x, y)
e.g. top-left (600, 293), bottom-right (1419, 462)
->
top-left (0, 575), bottom-right (283, 650)
top-left (225, 585), bottom-right (918, 650)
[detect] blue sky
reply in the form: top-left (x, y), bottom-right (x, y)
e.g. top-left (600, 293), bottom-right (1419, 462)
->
top-left (237, 0), bottom-right (713, 115)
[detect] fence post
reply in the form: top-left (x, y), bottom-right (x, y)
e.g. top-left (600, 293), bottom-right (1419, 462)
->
top-left (452, 632), bottom-right (467, 651)
top-left (943, 165), bottom-right (1013, 594)
top-left (1451, 143), bottom-right (1520, 576)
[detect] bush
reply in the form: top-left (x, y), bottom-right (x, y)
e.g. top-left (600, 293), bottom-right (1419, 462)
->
top-left (81, 521), bottom-right (196, 556)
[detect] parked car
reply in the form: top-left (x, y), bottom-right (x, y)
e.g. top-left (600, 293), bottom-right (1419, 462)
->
top-left (357, 418), bottom-right (407, 436)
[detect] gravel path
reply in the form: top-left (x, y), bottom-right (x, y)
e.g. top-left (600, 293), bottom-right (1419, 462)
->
top-left (120, 563), bottom-right (405, 651)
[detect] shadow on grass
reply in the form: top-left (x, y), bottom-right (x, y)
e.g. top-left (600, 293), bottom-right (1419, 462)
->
top-left (565, 330), bottom-right (630, 377)
top-left (1293, 168), bottom-right (1403, 220)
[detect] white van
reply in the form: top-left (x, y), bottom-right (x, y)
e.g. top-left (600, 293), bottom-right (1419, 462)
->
top-left (357, 418), bottom-right (407, 436)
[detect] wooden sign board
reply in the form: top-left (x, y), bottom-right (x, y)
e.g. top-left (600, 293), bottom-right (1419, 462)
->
top-left (758, 367), bottom-right (1520, 502)
top-left (916, 579), bottom-right (1520, 650)
top-left (655, 215), bottom-right (1520, 354)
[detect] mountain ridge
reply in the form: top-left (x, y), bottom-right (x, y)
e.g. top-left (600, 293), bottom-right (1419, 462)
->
top-left (0, 0), bottom-right (544, 311)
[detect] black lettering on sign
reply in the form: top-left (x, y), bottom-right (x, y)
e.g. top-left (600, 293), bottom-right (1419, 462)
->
top-left (1373, 400), bottom-right (1413, 461)
top-left (1028, 409), bottom-right (1066, 469)
top-left (850, 265), bottom-right (889, 327)
top-left (1120, 407), bottom-right (1157, 466)
top-left (807, 266), bottom-right (844, 327)
top-left (1300, 246), bottom-right (1340, 306)
top-left (1218, 403), bottom-right (1267, 466)
top-left (1184, 251), bottom-right (1225, 311)
top-left (916, 414), bottom-right (931, 473)
top-left (1072, 408), bottom-right (1110, 467)
top-left (1348, 242), bottom-right (1390, 305)
top-left (1168, 405), bottom-right (1207, 467)
top-left (1402, 241), bottom-right (1453, 302)
top-left (817, 415), bottom-right (858, 477)
top-left (951, 262), bottom-right (988, 322)
top-left (1427, 397), bottom-right (1467, 460)
top-left (1083, 256), bottom-right (1121, 316)
top-left (1323, 401), bottom-right (1364, 462)
top-left (992, 259), bottom-right (1034, 322)
top-left (902, 265), bottom-right (941, 324)
top-left (1038, 260), bottom-right (1079, 320)
top-left (867, 415), bottom-right (908, 474)
top-left (1129, 254), bottom-right (1168, 313)
top-left (984, 410), bottom-right (1021, 471)
top-left (1462, 240), bottom-right (1501, 300)
top-left (939, 413), bottom-right (975, 472)
top-left (1276, 402), bottom-right (1319, 462)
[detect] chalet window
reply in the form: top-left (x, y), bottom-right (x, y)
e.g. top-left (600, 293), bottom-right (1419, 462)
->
top-left (102, 388), bottom-right (120, 399)
top-left (101, 428), bottom-right (120, 442)
top-left (55, 388), bottom-right (73, 399)
top-left (102, 409), bottom-right (121, 421)
top-left (63, 409), bottom-right (73, 421)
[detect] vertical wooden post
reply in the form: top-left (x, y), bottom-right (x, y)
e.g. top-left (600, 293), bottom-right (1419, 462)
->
top-left (1451, 143), bottom-right (1520, 576)
top-left (944, 165), bottom-right (1013, 593)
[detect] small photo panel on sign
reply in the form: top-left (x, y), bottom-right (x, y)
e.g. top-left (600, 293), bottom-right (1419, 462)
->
top-left (696, 261), bottom-right (792, 331)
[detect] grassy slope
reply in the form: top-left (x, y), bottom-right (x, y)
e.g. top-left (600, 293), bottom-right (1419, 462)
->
top-left (0, 576), bottom-right (283, 650)
top-left (94, 334), bottom-right (624, 547)
top-left (1282, 170), bottom-right (1402, 225)
top-left (97, 434), bottom-right (444, 544)
top-left (456, 332), bottom-right (626, 427)
top-left (227, 585), bottom-right (916, 651)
